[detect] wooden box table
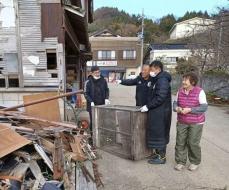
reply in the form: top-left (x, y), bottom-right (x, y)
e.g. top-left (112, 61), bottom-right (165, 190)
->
top-left (92, 105), bottom-right (151, 160)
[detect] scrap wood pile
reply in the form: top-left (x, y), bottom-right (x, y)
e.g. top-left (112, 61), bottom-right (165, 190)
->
top-left (0, 91), bottom-right (103, 190)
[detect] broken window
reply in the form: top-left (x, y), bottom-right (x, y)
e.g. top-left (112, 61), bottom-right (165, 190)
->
top-left (47, 50), bottom-right (57, 70)
top-left (0, 78), bottom-right (5, 87)
top-left (8, 77), bottom-right (19, 87)
top-left (5, 53), bottom-right (18, 73)
top-left (51, 73), bottom-right (58, 78)
top-left (0, 67), bottom-right (3, 74)
top-left (0, 55), bottom-right (4, 75)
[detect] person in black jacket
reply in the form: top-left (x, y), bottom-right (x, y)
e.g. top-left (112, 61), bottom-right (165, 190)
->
top-left (118, 64), bottom-right (152, 106)
top-left (140, 60), bottom-right (172, 164)
top-left (84, 66), bottom-right (110, 133)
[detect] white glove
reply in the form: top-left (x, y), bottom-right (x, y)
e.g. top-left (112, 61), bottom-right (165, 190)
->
top-left (91, 102), bottom-right (95, 106)
top-left (105, 99), bottom-right (111, 105)
top-left (116, 80), bottom-right (122, 84)
top-left (140, 105), bottom-right (148, 112)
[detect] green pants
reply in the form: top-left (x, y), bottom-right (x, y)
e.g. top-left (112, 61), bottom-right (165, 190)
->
top-left (175, 122), bottom-right (203, 165)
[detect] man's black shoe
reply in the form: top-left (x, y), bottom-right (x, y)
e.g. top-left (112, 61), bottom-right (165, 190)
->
top-left (147, 155), bottom-right (166, 164)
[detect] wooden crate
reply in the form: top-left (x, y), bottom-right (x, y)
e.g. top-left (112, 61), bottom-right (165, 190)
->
top-left (92, 105), bottom-right (152, 160)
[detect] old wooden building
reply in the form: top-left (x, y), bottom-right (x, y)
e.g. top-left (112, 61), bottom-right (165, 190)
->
top-left (0, 0), bottom-right (93, 110)
top-left (87, 29), bottom-right (141, 82)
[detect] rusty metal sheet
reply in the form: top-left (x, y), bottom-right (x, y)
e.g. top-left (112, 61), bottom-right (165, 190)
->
top-left (0, 124), bottom-right (31, 158)
top-left (23, 92), bottom-right (61, 122)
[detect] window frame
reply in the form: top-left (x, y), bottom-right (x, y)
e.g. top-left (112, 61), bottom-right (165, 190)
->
top-left (98, 50), bottom-right (115, 60)
top-left (123, 50), bottom-right (136, 60)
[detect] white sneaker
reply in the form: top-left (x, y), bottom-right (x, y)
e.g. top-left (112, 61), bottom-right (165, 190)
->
top-left (174, 164), bottom-right (185, 171)
top-left (188, 164), bottom-right (199, 171)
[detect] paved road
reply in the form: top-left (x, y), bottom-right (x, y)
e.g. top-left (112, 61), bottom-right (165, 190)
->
top-left (97, 84), bottom-right (229, 190)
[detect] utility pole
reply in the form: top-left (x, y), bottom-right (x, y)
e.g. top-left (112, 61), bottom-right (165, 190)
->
top-left (139, 8), bottom-right (144, 73)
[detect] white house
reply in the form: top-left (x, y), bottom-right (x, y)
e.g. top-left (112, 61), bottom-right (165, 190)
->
top-left (148, 44), bottom-right (191, 70)
top-left (169, 17), bottom-right (215, 40)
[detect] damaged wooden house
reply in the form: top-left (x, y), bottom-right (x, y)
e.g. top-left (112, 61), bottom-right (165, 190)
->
top-left (0, 0), bottom-right (93, 118)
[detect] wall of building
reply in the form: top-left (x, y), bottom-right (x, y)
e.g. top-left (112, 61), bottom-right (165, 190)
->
top-left (150, 49), bottom-right (191, 69)
top-left (0, 27), bottom-right (18, 78)
top-left (0, 0), bottom-right (19, 87)
top-left (89, 37), bottom-right (141, 81)
top-left (90, 37), bottom-right (141, 68)
top-left (17, 0), bottom-right (62, 88)
top-left (0, 90), bottom-right (65, 120)
top-left (170, 18), bottom-right (215, 39)
top-left (0, 0), bottom-right (92, 120)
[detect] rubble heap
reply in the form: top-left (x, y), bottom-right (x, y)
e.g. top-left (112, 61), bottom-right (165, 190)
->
top-left (0, 92), bottom-right (103, 190)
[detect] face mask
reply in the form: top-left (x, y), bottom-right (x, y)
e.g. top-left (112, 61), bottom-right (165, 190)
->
top-left (150, 71), bottom-right (157, 77)
top-left (93, 76), bottom-right (100, 80)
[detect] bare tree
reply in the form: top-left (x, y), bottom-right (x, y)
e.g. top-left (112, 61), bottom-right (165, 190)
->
top-left (186, 9), bottom-right (229, 86)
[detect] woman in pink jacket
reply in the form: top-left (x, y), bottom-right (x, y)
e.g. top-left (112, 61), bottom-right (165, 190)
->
top-left (173, 72), bottom-right (208, 171)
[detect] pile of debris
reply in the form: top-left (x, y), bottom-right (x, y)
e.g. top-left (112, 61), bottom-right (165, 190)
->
top-left (0, 91), bottom-right (103, 190)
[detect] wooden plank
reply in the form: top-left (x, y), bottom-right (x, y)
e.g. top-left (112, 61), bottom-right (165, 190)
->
top-left (1, 111), bottom-right (78, 129)
top-left (9, 163), bottom-right (30, 180)
top-left (92, 161), bottom-right (104, 188)
top-left (53, 134), bottom-right (64, 180)
top-left (70, 136), bottom-right (87, 162)
top-left (23, 92), bottom-right (61, 121)
top-left (29, 160), bottom-right (46, 186)
top-left (59, 132), bottom-right (72, 152)
top-left (13, 150), bottom-right (31, 161)
top-left (40, 138), bottom-right (55, 154)
top-left (132, 111), bottom-right (152, 160)
top-left (34, 143), bottom-right (53, 172)
top-left (0, 124), bottom-right (31, 158)
top-left (41, 3), bottom-right (64, 43)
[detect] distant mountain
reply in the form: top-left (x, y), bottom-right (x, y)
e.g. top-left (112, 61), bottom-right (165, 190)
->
top-left (89, 7), bottom-right (212, 44)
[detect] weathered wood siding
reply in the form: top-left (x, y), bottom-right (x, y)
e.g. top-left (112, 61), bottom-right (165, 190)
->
top-left (0, 27), bottom-right (17, 75)
top-left (18, 0), bottom-right (62, 87)
top-left (41, 3), bottom-right (64, 43)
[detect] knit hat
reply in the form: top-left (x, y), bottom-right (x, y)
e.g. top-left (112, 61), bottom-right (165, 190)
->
top-left (91, 66), bottom-right (100, 72)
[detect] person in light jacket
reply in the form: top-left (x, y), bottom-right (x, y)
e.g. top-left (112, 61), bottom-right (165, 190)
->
top-left (173, 72), bottom-right (208, 171)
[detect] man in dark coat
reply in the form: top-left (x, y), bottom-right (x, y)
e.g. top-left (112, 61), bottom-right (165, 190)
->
top-left (84, 66), bottom-right (110, 133)
top-left (140, 60), bottom-right (172, 164)
top-left (118, 64), bottom-right (152, 106)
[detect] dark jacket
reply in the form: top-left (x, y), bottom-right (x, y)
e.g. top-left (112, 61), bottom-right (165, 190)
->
top-left (146, 71), bottom-right (172, 149)
top-left (121, 74), bottom-right (152, 106)
top-left (84, 75), bottom-right (109, 111)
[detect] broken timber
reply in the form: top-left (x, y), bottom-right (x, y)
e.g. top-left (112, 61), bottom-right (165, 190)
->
top-left (2, 90), bottom-right (83, 111)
